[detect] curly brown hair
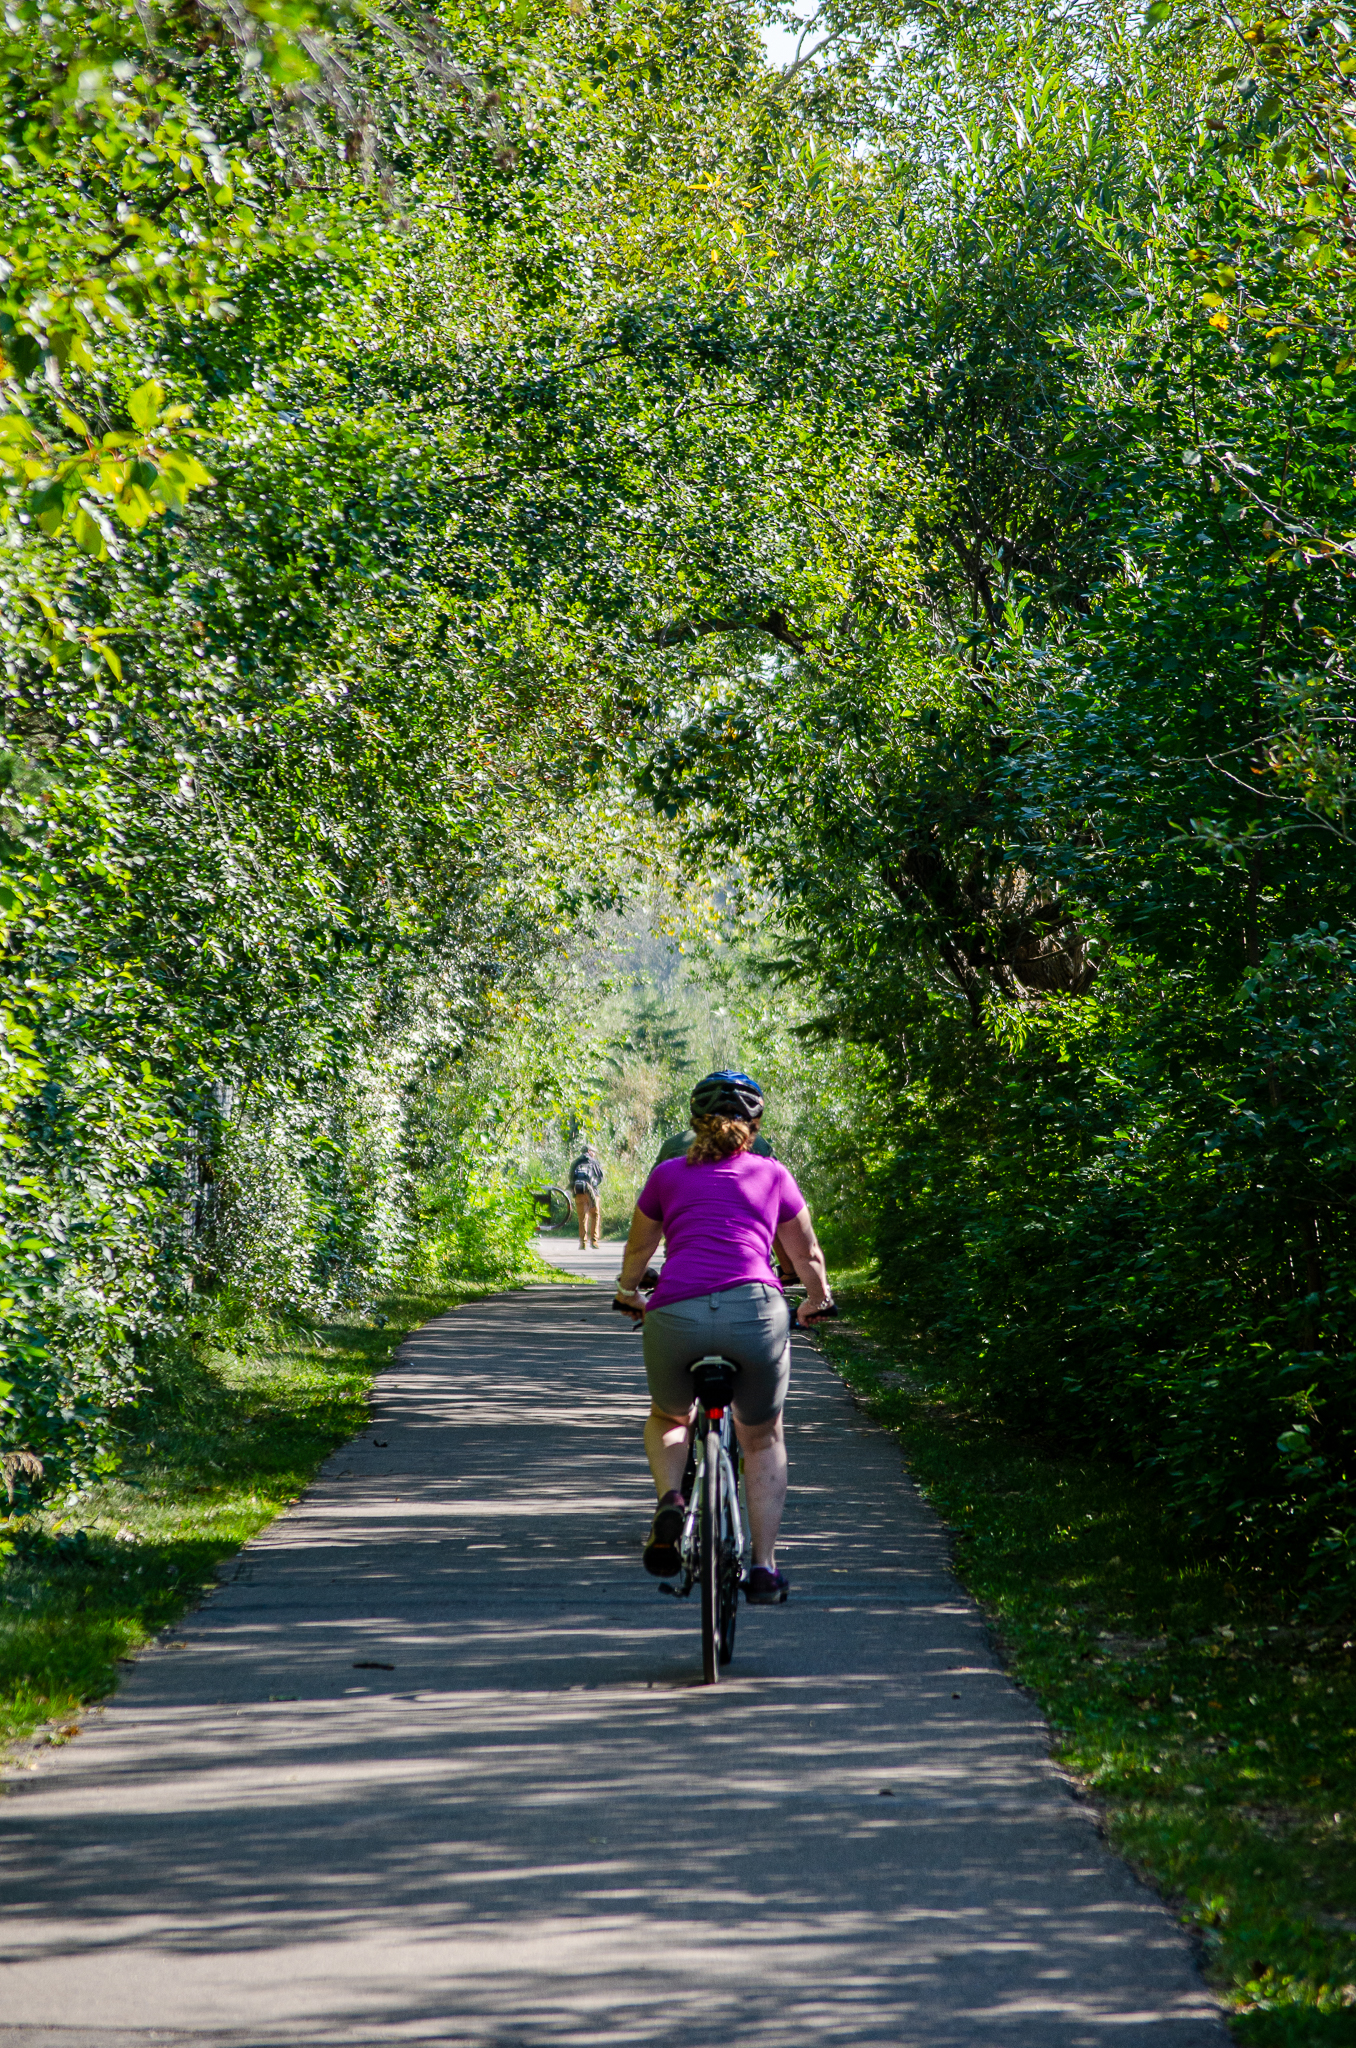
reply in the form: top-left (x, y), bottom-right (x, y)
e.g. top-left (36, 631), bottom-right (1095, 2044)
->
top-left (686, 1112), bottom-right (757, 1164)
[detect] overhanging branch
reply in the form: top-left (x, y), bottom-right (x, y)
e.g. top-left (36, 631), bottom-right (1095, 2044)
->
top-left (649, 610), bottom-right (809, 657)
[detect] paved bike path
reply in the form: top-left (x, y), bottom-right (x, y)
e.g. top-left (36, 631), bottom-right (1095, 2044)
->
top-left (0, 1245), bottom-right (1223, 2046)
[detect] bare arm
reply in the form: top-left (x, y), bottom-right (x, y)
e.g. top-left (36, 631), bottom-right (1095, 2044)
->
top-left (616, 1207), bottom-right (664, 1297)
top-left (777, 1206), bottom-right (833, 1326)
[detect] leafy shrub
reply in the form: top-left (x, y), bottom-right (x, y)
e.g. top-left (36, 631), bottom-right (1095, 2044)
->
top-left (874, 936), bottom-right (1356, 1613)
top-left (415, 1171), bottom-right (538, 1284)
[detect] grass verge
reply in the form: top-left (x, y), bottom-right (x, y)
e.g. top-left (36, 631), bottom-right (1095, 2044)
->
top-left (821, 1278), bottom-right (1356, 2046)
top-left (0, 1276), bottom-right (549, 1756)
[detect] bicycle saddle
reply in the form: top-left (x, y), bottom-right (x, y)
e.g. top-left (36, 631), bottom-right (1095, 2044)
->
top-left (689, 1355), bottom-right (738, 1405)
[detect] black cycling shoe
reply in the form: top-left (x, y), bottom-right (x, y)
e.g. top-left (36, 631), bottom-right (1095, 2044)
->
top-left (745, 1566), bottom-right (789, 1604)
top-left (643, 1490), bottom-right (686, 1578)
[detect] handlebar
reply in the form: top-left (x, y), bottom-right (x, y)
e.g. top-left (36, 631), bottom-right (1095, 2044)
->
top-left (614, 1293), bottom-right (838, 1324)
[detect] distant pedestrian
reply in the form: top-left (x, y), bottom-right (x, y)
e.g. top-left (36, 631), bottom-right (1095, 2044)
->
top-left (569, 1143), bottom-right (604, 1248)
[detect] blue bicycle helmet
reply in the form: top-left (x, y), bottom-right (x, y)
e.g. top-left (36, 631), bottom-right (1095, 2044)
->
top-left (689, 1069), bottom-right (764, 1121)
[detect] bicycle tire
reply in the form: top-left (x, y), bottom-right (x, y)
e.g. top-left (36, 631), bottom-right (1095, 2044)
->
top-left (700, 1433), bottom-right (720, 1685)
top-left (531, 1186), bottom-right (572, 1229)
top-left (717, 1449), bottom-right (739, 1667)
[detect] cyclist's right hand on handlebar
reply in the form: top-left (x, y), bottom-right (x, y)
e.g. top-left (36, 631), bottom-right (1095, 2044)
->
top-left (613, 1292), bottom-right (644, 1324)
top-left (798, 1298), bottom-right (839, 1326)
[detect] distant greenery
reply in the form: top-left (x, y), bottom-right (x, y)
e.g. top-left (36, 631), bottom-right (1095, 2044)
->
top-left (570, 898), bottom-right (882, 1244)
top-left (822, 1288), bottom-right (1356, 2042)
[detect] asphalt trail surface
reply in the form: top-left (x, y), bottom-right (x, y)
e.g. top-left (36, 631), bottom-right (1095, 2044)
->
top-left (0, 1242), bottom-right (1223, 2046)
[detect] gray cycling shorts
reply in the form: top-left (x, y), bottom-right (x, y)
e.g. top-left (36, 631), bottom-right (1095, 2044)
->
top-left (642, 1282), bottom-right (792, 1428)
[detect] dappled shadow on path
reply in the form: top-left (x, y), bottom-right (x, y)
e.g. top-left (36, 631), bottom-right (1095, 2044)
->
top-left (0, 1287), bottom-right (1223, 2047)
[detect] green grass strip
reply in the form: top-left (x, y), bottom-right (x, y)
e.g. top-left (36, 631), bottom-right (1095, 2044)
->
top-left (0, 1276), bottom-right (556, 1755)
top-left (821, 1282), bottom-right (1356, 2046)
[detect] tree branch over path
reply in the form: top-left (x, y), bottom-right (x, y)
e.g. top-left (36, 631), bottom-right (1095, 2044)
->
top-left (648, 610), bottom-right (810, 655)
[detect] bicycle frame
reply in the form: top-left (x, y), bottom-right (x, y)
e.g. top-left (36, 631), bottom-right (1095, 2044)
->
top-left (677, 1410), bottom-right (742, 1579)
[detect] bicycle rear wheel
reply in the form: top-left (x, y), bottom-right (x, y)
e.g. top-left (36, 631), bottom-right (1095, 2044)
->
top-left (700, 1433), bottom-right (720, 1684)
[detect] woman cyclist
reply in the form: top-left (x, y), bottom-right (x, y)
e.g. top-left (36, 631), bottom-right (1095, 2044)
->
top-left (613, 1070), bottom-right (833, 1605)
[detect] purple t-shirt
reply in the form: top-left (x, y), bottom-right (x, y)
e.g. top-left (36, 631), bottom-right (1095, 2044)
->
top-left (636, 1151), bottom-right (806, 1311)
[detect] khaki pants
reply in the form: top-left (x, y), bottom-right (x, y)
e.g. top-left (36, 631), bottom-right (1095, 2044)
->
top-left (573, 1185), bottom-right (601, 1245)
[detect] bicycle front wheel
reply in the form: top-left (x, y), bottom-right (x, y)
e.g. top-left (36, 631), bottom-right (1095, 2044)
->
top-left (700, 1432), bottom-right (720, 1685)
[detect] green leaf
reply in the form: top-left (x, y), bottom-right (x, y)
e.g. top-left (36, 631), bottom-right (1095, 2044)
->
top-left (158, 454), bottom-right (213, 490)
top-left (127, 380), bottom-right (164, 431)
top-left (71, 506), bottom-right (109, 559)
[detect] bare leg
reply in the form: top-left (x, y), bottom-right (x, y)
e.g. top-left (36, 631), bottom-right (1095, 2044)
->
top-left (734, 1412), bottom-right (787, 1569)
top-left (644, 1401), bottom-right (692, 1497)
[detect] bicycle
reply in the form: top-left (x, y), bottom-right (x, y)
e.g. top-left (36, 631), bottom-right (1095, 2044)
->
top-left (530, 1185), bottom-right (573, 1229)
top-left (660, 1305), bottom-right (840, 1685)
